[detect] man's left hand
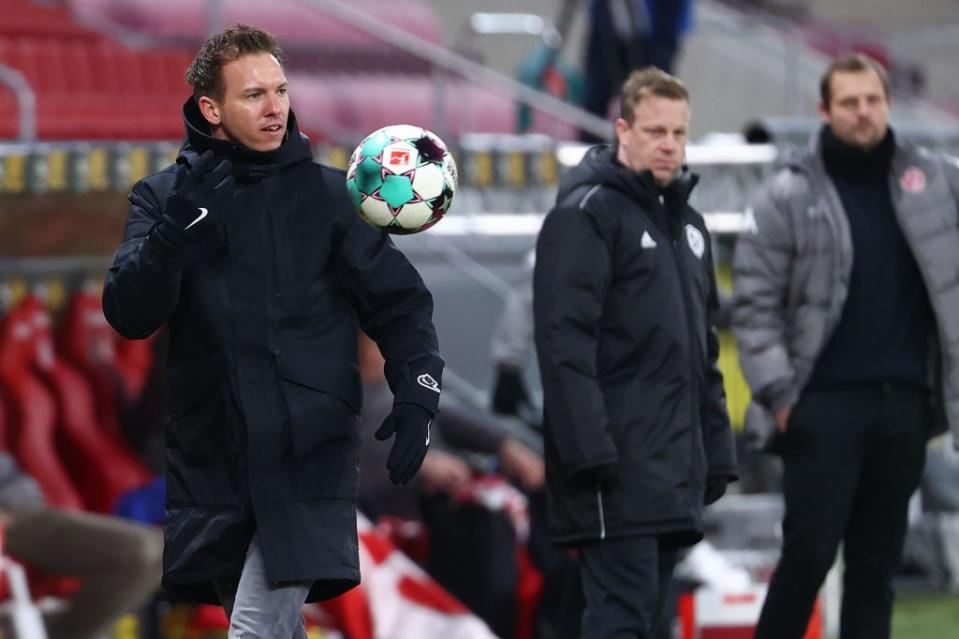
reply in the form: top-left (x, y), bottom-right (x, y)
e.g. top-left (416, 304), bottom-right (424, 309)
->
top-left (375, 403), bottom-right (432, 484)
top-left (704, 475), bottom-right (730, 505)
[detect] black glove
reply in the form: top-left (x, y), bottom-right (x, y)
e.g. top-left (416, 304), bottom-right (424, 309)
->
top-left (491, 365), bottom-right (530, 416)
top-left (572, 462), bottom-right (619, 491)
top-left (375, 403), bottom-right (432, 485)
top-left (161, 150), bottom-right (234, 241)
top-left (704, 475), bottom-right (729, 505)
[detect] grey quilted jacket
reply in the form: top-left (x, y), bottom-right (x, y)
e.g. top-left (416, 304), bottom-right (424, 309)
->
top-left (732, 132), bottom-right (959, 449)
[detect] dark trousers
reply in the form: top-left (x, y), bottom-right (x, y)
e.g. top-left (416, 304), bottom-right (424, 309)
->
top-left (755, 384), bottom-right (929, 639)
top-left (579, 535), bottom-right (680, 639)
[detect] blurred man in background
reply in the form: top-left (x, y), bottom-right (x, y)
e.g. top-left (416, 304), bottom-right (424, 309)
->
top-left (0, 451), bottom-right (162, 639)
top-left (490, 250), bottom-right (536, 421)
top-left (581, 0), bottom-right (694, 142)
top-left (733, 53), bottom-right (959, 639)
top-left (534, 66), bottom-right (737, 639)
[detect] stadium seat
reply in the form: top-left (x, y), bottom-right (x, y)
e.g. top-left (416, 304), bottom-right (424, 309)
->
top-left (67, 0), bottom-right (441, 48)
top-left (0, 297), bottom-right (84, 510)
top-left (291, 73), bottom-right (521, 140)
top-left (113, 334), bottom-right (156, 402)
top-left (0, 86), bottom-right (18, 139)
top-left (56, 288), bottom-right (128, 440)
top-left (14, 296), bottom-right (153, 513)
top-left (0, 0), bottom-right (96, 40)
top-left (290, 72), bottom-right (576, 142)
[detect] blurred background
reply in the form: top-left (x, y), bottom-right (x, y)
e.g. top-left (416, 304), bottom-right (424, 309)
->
top-left (0, 0), bottom-right (957, 637)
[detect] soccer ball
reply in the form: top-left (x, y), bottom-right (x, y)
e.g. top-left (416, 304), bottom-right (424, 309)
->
top-left (346, 124), bottom-right (457, 234)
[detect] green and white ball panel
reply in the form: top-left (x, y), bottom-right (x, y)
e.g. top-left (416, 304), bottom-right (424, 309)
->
top-left (379, 175), bottom-right (415, 210)
top-left (353, 157), bottom-right (384, 196)
top-left (411, 162), bottom-right (446, 200)
top-left (394, 200), bottom-right (434, 230)
top-left (359, 196), bottom-right (396, 228)
top-left (360, 129), bottom-right (392, 158)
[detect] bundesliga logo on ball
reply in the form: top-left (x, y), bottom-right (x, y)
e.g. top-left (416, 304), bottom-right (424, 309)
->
top-left (347, 125), bottom-right (457, 234)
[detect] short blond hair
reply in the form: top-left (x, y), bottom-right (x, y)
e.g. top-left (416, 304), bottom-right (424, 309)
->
top-left (619, 67), bottom-right (689, 125)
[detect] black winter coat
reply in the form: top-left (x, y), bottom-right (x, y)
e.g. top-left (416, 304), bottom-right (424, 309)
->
top-left (103, 100), bottom-right (444, 604)
top-left (533, 146), bottom-right (736, 546)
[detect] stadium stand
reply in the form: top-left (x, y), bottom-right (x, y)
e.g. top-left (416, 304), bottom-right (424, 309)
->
top-left (0, 0), bottom-right (192, 140)
top-left (0, 0), bottom-right (576, 142)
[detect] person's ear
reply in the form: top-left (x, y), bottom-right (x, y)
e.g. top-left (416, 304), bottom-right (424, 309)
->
top-left (198, 96), bottom-right (222, 126)
top-left (615, 117), bottom-right (630, 149)
top-left (817, 100), bottom-right (830, 124)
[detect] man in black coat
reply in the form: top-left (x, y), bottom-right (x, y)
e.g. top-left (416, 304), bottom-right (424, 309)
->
top-left (102, 25), bottom-right (443, 637)
top-left (533, 67), bottom-right (737, 638)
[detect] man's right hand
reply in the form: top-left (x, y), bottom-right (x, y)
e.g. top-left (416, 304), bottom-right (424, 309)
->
top-left (774, 405), bottom-right (792, 433)
top-left (162, 150), bottom-right (234, 239)
top-left (572, 461), bottom-right (619, 491)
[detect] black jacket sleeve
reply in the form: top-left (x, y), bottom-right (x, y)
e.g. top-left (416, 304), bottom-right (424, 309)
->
top-left (327, 170), bottom-right (444, 416)
top-left (533, 204), bottom-right (618, 474)
top-left (702, 233), bottom-right (738, 481)
top-left (103, 172), bottom-right (193, 339)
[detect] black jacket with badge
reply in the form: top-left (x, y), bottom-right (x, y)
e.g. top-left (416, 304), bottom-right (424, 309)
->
top-left (103, 99), bottom-right (443, 604)
top-left (533, 145), bottom-right (736, 547)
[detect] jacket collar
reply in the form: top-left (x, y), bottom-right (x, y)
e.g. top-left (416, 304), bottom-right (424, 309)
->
top-left (177, 98), bottom-right (313, 181)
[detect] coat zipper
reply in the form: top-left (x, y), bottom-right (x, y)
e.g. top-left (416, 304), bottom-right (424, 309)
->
top-left (596, 488), bottom-right (607, 540)
top-left (669, 222), bottom-right (702, 496)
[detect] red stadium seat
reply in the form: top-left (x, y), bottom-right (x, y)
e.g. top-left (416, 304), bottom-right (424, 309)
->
top-left (56, 288), bottom-right (127, 440)
top-left (68, 0), bottom-right (438, 75)
top-left (68, 0), bottom-right (441, 47)
top-left (292, 73), bottom-right (521, 140)
top-left (113, 335), bottom-right (155, 402)
top-left (14, 296), bottom-right (153, 513)
top-left (0, 0), bottom-right (96, 40)
top-left (0, 297), bottom-right (84, 510)
top-left (0, 87), bottom-right (18, 139)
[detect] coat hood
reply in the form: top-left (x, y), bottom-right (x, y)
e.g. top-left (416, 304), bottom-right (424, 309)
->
top-left (178, 98), bottom-right (313, 182)
top-left (557, 144), bottom-right (699, 213)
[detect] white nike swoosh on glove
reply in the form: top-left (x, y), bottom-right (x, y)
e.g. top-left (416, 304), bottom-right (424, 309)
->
top-left (184, 207), bottom-right (208, 230)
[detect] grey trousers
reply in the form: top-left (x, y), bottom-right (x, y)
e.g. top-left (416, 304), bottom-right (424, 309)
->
top-left (5, 506), bottom-right (163, 639)
top-left (214, 534), bottom-right (311, 639)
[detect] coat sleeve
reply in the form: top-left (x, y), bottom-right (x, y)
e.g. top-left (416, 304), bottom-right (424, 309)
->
top-left (102, 175), bottom-right (192, 340)
top-left (533, 205), bottom-right (618, 474)
top-left (702, 234), bottom-right (737, 480)
top-left (332, 198), bottom-right (444, 416)
top-left (941, 152), bottom-right (959, 203)
top-left (731, 175), bottom-right (799, 411)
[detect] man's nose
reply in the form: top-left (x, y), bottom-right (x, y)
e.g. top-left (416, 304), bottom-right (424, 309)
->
top-left (264, 93), bottom-right (282, 116)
